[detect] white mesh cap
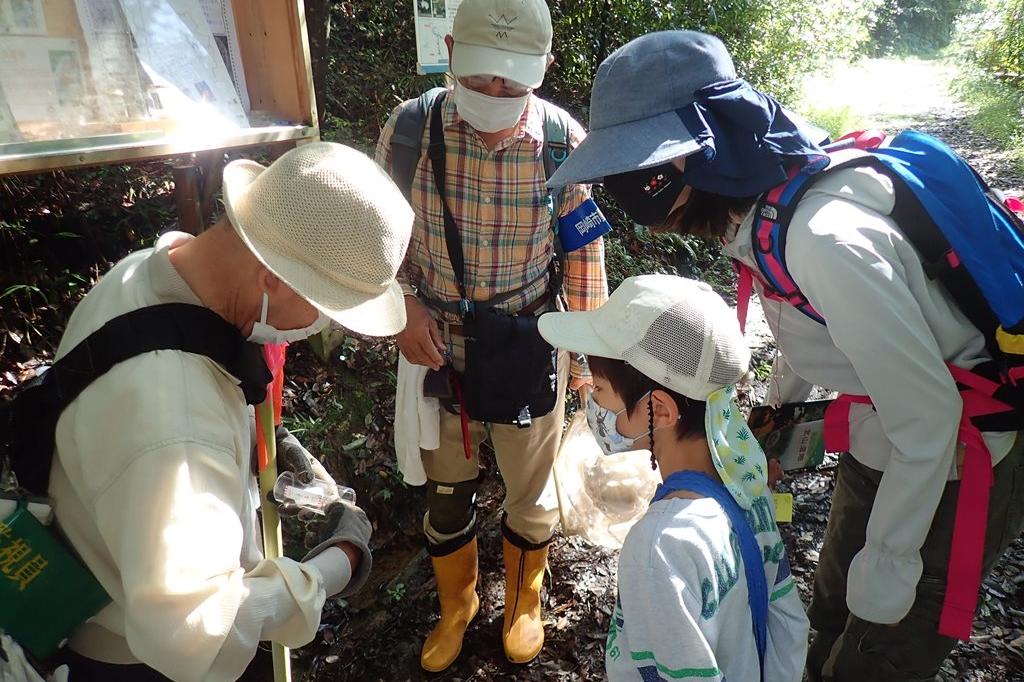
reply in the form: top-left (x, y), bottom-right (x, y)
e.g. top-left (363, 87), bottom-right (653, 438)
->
top-left (222, 142), bottom-right (414, 337)
top-left (538, 274), bottom-right (750, 399)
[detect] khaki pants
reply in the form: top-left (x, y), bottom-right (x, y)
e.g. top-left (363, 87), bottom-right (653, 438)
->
top-left (421, 332), bottom-right (568, 545)
top-left (807, 434), bottom-right (1024, 682)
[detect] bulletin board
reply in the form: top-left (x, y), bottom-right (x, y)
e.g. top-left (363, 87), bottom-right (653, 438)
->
top-left (0, 0), bottom-right (318, 174)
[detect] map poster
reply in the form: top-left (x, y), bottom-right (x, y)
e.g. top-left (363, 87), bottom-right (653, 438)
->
top-left (74, 0), bottom-right (148, 122)
top-left (0, 0), bottom-right (47, 36)
top-left (413, 0), bottom-right (461, 74)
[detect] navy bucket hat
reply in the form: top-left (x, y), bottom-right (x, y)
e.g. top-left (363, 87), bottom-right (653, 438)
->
top-left (548, 30), bottom-right (829, 197)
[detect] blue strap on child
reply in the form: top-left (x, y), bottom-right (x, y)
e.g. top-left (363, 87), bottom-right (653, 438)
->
top-left (653, 471), bottom-right (768, 680)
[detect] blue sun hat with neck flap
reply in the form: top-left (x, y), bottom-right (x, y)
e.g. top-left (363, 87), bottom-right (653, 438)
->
top-left (546, 30), bottom-right (829, 197)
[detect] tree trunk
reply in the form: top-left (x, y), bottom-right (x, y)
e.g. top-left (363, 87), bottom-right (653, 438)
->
top-left (304, 0), bottom-right (331, 127)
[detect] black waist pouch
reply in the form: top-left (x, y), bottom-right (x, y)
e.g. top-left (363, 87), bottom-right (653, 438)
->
top-left (461, 310), bottom-right (557, 427)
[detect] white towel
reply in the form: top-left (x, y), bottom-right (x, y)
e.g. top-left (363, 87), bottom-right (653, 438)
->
top-left (394, 355), bottom-right (441, 486)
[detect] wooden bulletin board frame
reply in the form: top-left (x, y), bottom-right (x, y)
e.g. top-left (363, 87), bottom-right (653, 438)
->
top-left (0, 0), bottom-right (319, 176)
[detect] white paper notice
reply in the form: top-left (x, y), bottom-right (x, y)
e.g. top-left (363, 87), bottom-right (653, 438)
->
top-left (74, 0), bottom-right (148, 122)
top-left (0, 0), bottom-right (47, 36)
top-left (0, 80), bottom-right (21, 142)
top-left (118, 0), bottom-right (248, 128)
top-left (413, 0), bottom-right (461, 74)
top-left (0, 37), bottom-right (87, 125)
top-left (197, 0), bottom-right (249, 111)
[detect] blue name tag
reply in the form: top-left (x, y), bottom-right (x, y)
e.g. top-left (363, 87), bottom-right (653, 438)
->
top-left (557, 198), bottom-right (612, 252)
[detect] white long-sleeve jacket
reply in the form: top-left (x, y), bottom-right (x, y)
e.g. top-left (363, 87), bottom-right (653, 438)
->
top-left (49, 232), bottom-right (351, 682)
top-left (723, 165), bottom-right (1015, 625)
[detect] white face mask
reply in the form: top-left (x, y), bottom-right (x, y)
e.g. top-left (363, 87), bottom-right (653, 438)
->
top-left (247, 293), bottom-right (330, 345)
top-left (452, 81), bottom-right (529, 133)
top-left (586, 392), bottom-right (652, 455)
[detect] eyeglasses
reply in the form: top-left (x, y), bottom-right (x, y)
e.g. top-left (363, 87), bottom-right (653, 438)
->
top-left (458, 75), bottom-right (532, 98)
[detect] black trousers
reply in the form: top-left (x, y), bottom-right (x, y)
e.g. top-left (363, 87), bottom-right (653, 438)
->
top-left (57, 645), bottom-right (274, 682)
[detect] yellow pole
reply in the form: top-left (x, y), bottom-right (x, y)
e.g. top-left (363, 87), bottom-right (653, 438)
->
top-left (256, 399), bottom-right (291, 682)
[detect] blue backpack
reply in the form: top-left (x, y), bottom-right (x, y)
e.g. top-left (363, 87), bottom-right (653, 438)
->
top-left (748, 129), bottom-right (1024, 420)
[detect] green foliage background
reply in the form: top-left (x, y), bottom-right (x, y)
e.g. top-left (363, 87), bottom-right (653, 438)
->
top-left (867, 0), bottom-right (969, 55)
top-left (975, 0), bottom-right (1024, 77)
top-left (952, 0), bottom-right (1024, 170)
top-left (323, 0), bottom-right (877, 153)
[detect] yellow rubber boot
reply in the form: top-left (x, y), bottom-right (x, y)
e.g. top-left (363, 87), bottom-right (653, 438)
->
top-left (421, 537), bottom-right (480, 672)
top-left (502, 536), bottom-right (549, 664)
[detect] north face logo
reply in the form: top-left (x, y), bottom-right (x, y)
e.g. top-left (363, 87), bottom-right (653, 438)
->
top-left (488, 12), bottom-right (518, 39)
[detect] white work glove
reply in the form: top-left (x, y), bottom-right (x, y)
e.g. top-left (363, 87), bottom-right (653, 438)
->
top-left (0, 633), bottom-right (68, 682)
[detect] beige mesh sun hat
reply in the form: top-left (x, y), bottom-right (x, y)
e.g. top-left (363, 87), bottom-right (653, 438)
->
top-left (222, 142), bottom-right (414, 337)
top-left (537, 274), bottom-right (749, 399)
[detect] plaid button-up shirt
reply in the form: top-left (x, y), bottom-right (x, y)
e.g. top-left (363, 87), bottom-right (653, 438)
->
top-left (376, 91), bottom-right (608, 377)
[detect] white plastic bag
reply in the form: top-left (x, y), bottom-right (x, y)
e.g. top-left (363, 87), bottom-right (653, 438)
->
top-left (0, 632), bottom-right (68, 682)
top-left (552, 409), bottom-right (661, 549)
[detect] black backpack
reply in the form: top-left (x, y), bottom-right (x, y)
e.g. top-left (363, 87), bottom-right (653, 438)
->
top-left (0, 303), bottom-right (270, 494)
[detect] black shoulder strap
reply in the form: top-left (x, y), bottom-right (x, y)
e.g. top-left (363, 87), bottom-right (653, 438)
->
top-left (427, 90), bottom-right (471, 310)
top-left (391, 87), bottom-right (447, 201)
top-left (49, 303), bottom-right (270, 408)
top-left (1, 303), bottom-right (270, 494)
top-left (425, 93), bottom-right (573, 316)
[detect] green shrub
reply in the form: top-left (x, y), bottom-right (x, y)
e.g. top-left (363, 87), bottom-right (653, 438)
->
top-left (975, 0), bottom-right (1024, 80)
top-left (323, 0), bottom-right (878, 149)
top-left (868, 0), bottom-right (970, 56)
top-left (797, 104), bottom-right (869, 138)
top-left (952, 1), bottom-right (1024, 171)
top-left (954, 69), bottom-right (1024, 171)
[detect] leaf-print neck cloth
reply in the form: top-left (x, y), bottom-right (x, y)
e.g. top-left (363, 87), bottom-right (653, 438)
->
top-left (704, 384), bottom-right (768, 510)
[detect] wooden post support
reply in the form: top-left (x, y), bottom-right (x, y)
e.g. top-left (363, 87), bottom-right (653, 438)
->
top-left (173, 152), bottom-right (226, 235)
top-left (198, 151), bottom-right (226, 228)
top-left (172, 160), bottom-right (203, 235)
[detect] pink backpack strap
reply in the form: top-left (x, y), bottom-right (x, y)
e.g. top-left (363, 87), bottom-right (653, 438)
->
top-left (938, 364), bottom-right (1016, 639)
top-left (736, 262), bottom-right (754, 335)
top-left (823, 394), bottom-right (873, 453)
top-left (822, 364), bottom-right (1016, 641)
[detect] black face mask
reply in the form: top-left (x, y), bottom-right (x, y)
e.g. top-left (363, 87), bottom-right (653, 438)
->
top-left (602, 163), bottom-right (686, 228)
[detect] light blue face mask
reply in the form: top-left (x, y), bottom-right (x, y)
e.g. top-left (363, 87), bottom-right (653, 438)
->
top-left (585, 392), bottom-right (652, 455)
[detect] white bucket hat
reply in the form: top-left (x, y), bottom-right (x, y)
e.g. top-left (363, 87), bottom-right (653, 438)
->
top-left (450, 0), bottom-right (553, 89)
top-left (222, 142), bottom-right (414, 337)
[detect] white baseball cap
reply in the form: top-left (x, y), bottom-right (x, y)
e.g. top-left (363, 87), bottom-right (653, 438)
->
top-left (450, 0), bottom-right (553, 89)
top-left (222, 142), bottom-right (414, 337)
top-left (538, 275), bottom-right (750, 399)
